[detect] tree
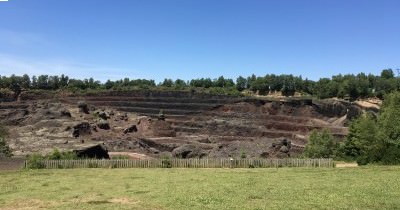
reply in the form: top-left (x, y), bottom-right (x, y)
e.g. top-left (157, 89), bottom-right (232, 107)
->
top-left (381, 69), bottom-right (394, 79)
top-left (37, 75), bottom-right (49, 89)
top-left (376, 92), bottom-right (400, 164)
top-left (303, 129), bottom-right (338, 158)
top-left (281, 75), bottom-right (296, 96)
top-left (236, 76), bottom-right (247, 91)
top-left (340, 113), bottom-right (378, 165)
top-left (249, 77), bottom-right (269, 95)
top-left (21, 74), bottom-right (31, 89)
top-left (340, 91), bottom-right (400, 165)
top-left (214, 76), bottom-right (226, 87)
top-left (161, 79), bottom-right (174, 87)
top-left (174, 79), bottom-right (187, 89)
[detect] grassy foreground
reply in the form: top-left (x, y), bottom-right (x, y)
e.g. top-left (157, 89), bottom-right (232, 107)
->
top-left (0, 167), bottom-right (399, 210)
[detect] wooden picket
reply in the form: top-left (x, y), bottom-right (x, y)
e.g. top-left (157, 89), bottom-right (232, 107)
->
top-left (26, 158), bottom-right (334, 169)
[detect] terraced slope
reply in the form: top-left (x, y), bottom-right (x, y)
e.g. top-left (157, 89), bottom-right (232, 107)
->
top-left (1, 90), bottom-right (362, 158)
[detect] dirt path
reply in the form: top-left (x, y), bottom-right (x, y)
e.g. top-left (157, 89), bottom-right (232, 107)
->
top-left (335, 163), bottom-right (358, 168)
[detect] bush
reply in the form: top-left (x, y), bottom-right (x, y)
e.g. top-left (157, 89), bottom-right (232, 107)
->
top-left (25, 149), bottom-right (79, 169)
top-left (161, 155), bottom-right (172, 168)
top-left (303, 129), bottom-right (338, 158)
top-left (26, 153), bottom-right (46, 169)
top-left (47, 148), bottom-right (78, 160)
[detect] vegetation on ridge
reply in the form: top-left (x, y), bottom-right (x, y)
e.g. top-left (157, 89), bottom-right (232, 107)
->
top-left (1, 68), bottom-right (399, 99)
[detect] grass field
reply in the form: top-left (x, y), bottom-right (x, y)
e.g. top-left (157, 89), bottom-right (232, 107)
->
top-left (0, 167), bottom-right (399, 210)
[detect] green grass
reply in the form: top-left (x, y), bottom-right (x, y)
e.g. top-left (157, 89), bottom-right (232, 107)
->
top-left (0, 167), bottom-right (399, 209)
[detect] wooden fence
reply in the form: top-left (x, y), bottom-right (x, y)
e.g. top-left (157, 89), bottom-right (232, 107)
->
top-left (25, 158), bottom-right (334, 169)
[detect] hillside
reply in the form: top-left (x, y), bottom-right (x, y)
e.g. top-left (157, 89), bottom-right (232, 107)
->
top-left (0, 90), bottom-right (376, 159)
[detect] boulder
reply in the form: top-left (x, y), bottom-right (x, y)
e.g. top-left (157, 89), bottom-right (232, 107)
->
top-left (60, 109), bottom-right (72, 118)
top-left (98, 111), bottom-right (108, 120)
top-left (97, 120), bottom-right (110, 130)
top-left (123, 125), bottom-right (138, 134)
top-left (78, 101), bottom-right (89, 114)
top-left (72, 122), bottom-right (91, 138)
top-left (172, 144), bottom-right (207, 158)
top-left (73, 144), bottom-right (109, 159)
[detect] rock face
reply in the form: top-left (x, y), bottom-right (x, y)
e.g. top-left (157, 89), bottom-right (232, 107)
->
top-left (172, 144), bottom-right (207, 158)
top-left (268, 138), bottom-right (292, 158)
top-left (73, 144), bottom-right (109, 159)
top-left (0, 90), bottom-right (378, 158)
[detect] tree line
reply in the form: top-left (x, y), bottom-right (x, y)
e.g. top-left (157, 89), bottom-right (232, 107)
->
top-left (0, 68), bottom-right (398, 99)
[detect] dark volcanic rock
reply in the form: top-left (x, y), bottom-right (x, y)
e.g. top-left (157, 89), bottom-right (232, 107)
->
top-left (73, 122), bottom-right (91, 138)
top-left (78, 101), bottom-right (89, 114)
top-left (98, 111), bottom-right (109, 120)
top-left (172, 144), bottom-right (207, 158)
top-left (313, 100), bottom-right (347, 117)
top-left (97, 120), bottom-right (110, 130)
top-left (60, 109), bottom-right (72, 118)
top-left (123, 125), bottom-right (138, 134)
top-left (347, 105), bottom-right (362, 120)
top-left (74, 144), bottom-right (109, 159)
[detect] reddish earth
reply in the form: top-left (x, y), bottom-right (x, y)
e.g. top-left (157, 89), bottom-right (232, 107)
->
top-left (0, 90), bottom-right (370, 159)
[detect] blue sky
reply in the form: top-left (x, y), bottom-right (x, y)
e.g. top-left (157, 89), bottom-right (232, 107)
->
top-left (0, 0), bottom-right (399, 82)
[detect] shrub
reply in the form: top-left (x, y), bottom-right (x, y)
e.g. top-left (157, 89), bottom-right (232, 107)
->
top-left (47, 148), bottom-right (78, 160)
top-left (26, 153), bottom-right (46, 169)
top-left (240, 150), bottom-right (247, 159)
top-left (303, 129), bottom-right (338, 158)
top-left (161, 155), bottom-right (172, 168)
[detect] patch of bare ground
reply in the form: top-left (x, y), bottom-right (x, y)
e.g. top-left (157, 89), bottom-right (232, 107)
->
top-left (335, 163), bottom-right (358, 168)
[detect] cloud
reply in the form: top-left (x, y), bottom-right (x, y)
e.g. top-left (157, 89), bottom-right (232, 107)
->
top-left (0, 54), bottom-right (146, 82)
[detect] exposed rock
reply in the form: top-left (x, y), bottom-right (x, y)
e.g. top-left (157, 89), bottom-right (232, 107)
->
top-left (73, 144), bottom-right (109, 159)
top-left (347, 105), bottom-right (362, 120)
top-left (78, 101), bottom-right (89, 114)
top-left (97, 120), bottom-right (110, 130)
top-left (123, 125), bottom-right (138, 134)
top-left (279, 145), bottom-right (289, 153)
top-left (72, 122), bottom-right (91, 138)
top-left (172, 144), bottom-right (207, 158)
top-left (314, 100), bottom-right (347, 117)
top-left (97, 111), bottom-right (109, 120)
top-left (60, 109), bottom-right (72, 118)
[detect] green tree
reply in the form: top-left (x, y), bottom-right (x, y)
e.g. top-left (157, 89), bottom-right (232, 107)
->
top-left (161, 79), bottom-right (174, 87)
top-left (381, 69), bottom-right (394, 79)
top-left (303, 129), bottom-right (337, 158)
top-left (236, 76), bottom-right (247, 91)
top-left (340, 113), bottom-right (378, 165)
top-left (377, 92), bottom-right (400, 164)
top-left (249, 77), bottom-right (269, 95)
